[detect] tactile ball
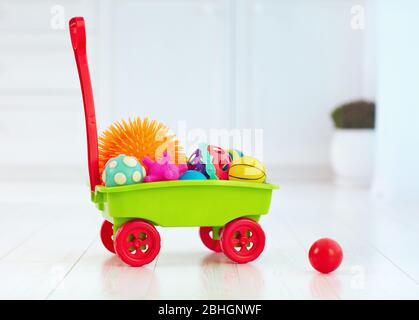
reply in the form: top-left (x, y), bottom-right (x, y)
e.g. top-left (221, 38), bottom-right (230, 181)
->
top-left (187, 145), bottom-right (231, 180)
top-left (102, 155), bottom-right (146, 187)
top-left (309, 238), bottom-right (343, 274)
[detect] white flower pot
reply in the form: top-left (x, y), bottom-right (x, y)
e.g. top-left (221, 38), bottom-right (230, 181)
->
top-left (330, 129), bottom-right (375, 186)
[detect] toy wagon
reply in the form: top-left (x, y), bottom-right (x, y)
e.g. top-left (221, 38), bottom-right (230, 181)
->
top-left (70, 17), bottom-right (278, 267)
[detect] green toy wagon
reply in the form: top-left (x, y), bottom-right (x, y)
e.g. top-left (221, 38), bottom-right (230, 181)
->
top-left (70, 17), bottom-right (278, 267)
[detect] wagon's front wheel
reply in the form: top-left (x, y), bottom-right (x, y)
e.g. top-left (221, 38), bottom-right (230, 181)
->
top-left (100, 220), bottom-right (115, 254)
top-left (199, 227), bottom-right (222, 253)
top-left (221, 218), bottom-right (265, 264)
top-left (114, 220), bottom-right (161, 267)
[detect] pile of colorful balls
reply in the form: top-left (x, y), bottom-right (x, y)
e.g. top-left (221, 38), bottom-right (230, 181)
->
top-left (102, 143), bottom-right (266, 187)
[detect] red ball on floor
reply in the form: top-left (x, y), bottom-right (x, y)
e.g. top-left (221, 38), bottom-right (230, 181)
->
top-left (309, 238), bottom-right (343, 274)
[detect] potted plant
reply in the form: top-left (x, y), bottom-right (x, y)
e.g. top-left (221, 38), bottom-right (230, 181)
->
top-left (330, 100), bottom-right (375, 185)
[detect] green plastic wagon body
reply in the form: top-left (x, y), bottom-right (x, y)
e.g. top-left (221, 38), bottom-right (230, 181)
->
top-left (92, 180), bottom-right (278, 231)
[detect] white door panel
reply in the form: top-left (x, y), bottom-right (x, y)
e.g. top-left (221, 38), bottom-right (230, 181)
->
top-left (238, 0), bottom-right (364, 165)
top-left (112, 0), bottom-right (233, 153)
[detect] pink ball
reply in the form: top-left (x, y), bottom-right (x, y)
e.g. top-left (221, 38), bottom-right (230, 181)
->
top-left (309, 238), bottom-right (343, 274)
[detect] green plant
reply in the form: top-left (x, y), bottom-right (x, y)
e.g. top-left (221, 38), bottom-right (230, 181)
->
top-left (331, 100), bottom-right (375, 129)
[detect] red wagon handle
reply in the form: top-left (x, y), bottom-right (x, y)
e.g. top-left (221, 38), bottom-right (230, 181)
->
top-left (69, 17), bottom-right (101, 191)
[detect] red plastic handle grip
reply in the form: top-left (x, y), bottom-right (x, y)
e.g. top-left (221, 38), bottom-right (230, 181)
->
top-left (69, 17), bottom-right (101, 191)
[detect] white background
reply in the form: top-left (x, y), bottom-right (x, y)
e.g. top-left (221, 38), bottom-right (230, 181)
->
top-left (0, 0), bottom-right (418, 196)
top-left (0, 0), bottom-right (367, 171)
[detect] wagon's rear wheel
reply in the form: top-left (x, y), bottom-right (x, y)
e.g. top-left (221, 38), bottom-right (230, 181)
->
top-left (100, 220), bottom-right (115, 254)
top-left (114, 220), bottom-right (161, 267)
top-left (221, 218), bottom-right (265, 264)
top-left (199, 227), bottom-right (222, 253)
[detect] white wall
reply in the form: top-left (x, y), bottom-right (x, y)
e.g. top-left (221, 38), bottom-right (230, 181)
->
top-left (111, 0), bottom-right (233, 156)
top-left (372, 0), bottom-right (419, 200)
top-left (0, 0), bottom-right (367, 175)
top-left (111, 0), bottom-right (366, 167)
top-left (0, 0), bottom-right (108, 169)
top-left (241, 0), bottom-right (365, 166)
top-left (362, 0), bottom-right (377, 100)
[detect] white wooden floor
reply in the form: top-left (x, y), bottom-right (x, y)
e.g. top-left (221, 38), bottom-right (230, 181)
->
top-left (1, 178), bottom-right (419, 300)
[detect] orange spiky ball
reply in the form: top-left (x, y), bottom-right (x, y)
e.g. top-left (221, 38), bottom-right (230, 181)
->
top-left (98, 117), bottom-right (186, 177)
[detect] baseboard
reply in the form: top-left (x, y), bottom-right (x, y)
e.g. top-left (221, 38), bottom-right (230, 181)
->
top-left (1, 164), bottom-right (87, 183)
top-left (0, 164), bottom-right (333, 185)
top-left (267, 164), bottom-right (333, 184)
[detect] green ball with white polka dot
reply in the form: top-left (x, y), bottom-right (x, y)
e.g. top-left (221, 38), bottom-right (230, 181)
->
top-left (102, 155), bottom-right (146, 187)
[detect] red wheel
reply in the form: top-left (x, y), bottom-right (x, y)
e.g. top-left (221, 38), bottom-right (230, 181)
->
top-left (221, 218), bottom-right (265, 264)
top-left (100, 220), bottom-right (115, 254)
top-left (114, 220), bottom-right (161, 267)
top-left (199, 227), bottom-right (222, 253)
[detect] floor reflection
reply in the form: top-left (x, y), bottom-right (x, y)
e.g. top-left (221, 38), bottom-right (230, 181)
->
top-left (101, 256), bottom-right (159, 299)
top-left (200, 253), bottom-right (264, 299)
top-left (99, 252), bottom-right (266, 299)
top-left (309, 273), bottom-right (342, 299)
top-left (235, 263), bottom-right (264, 298)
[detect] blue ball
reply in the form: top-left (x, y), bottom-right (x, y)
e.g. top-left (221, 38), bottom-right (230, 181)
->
top-left (102, 155), bottom-right (146, 187)
top-left (179, 170), bottom-right (207, 180)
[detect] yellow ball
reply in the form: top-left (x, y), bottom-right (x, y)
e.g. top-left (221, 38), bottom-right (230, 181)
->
top-left (228, 156), bottom-right (266, 183)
